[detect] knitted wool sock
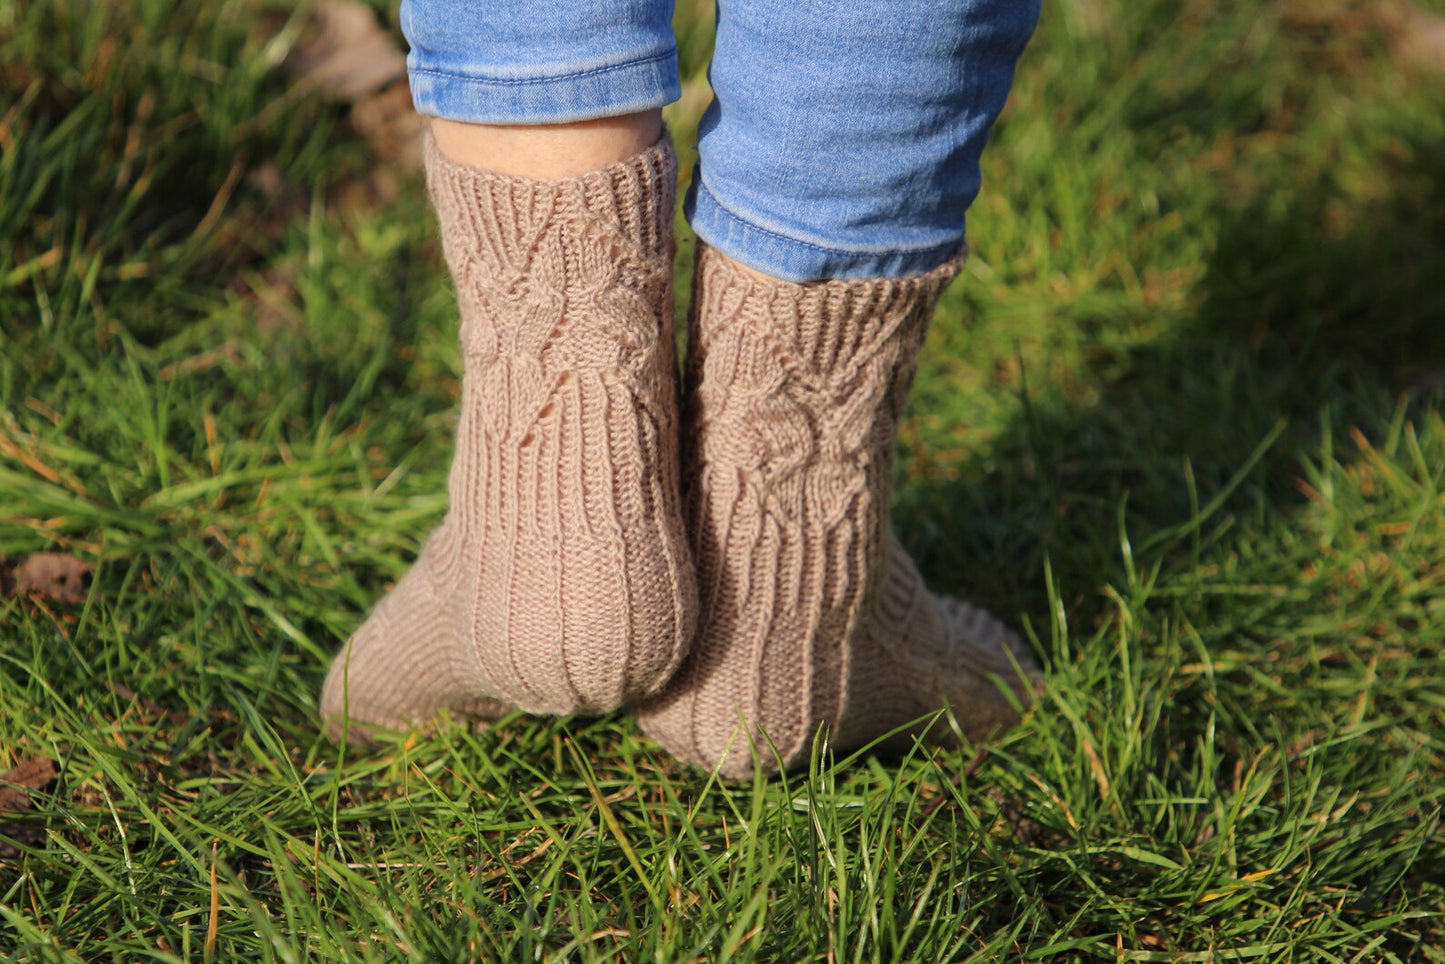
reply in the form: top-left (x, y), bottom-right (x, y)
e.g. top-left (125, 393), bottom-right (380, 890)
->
top-left (320, 133), bottom-right (696, 741)
top-left (636, 245), bottom-right (1036, 778)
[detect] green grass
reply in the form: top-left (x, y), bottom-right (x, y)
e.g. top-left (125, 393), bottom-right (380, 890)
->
top-left (3, 0), bottom-right (1444, 959)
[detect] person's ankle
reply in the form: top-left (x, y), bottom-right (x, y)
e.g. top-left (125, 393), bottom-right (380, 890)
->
top-left (429, 111), bottom-right (664, 179)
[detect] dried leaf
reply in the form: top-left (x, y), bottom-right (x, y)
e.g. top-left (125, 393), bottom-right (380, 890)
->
top-left (1397, 8), bottom-right (1445, 74)
top-left (284, 0), bottom-right (406, 102)
top-left (0, 756), bottom-right (54, 811)
top-left (2, 552), bottom-right (96, 603)
top-left (282, 0), bottom-right (424, 168)
top-left (109, 681), bottom-right (190, 725)
top-left (349, 79), bottom-right (426, 169)
top-left (0, 756), bottom-right (56, 858)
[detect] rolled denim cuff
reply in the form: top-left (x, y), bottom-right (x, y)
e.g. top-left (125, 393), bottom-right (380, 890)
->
top-left (685, 173), bottom-right (968, 283)
top-left (407, 48), bottom-right (681, 125)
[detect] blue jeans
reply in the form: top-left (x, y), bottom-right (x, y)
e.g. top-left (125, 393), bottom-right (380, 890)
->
top-left (402, 0), bottom-right (1040, 281)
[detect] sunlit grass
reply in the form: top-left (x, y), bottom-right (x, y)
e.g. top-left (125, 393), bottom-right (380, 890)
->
top-left (2, 0), bottom-right (1442, 959)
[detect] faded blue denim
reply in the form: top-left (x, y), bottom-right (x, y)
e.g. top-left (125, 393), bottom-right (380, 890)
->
top-left (401, 0), bottom-right (1040, 280)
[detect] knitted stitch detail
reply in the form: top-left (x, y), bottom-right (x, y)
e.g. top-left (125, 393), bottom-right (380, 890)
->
top-left (638, 244), bottom-right (1036, 778)
top-left (320, 132), bottom-right (696, 741)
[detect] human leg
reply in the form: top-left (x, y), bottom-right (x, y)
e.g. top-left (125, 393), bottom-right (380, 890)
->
top-left (636, 0), bottom-right (1041, 777)
top-left (320, 0), bottom-right (695, 741)
top-left (430, 113), bottom-right (663, 179)
top-left (687, 0), bottom-right (1039, 282)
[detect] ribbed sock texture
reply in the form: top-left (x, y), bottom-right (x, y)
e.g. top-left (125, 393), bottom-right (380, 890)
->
top-left (637, 244), bottom-right (1036, 778)
top-left (320, 133), bottom-right (696, 741)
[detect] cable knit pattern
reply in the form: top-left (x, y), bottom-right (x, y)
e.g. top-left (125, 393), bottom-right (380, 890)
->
top-left (636, 244), bottom-right (1036, 778)
top-left (320, 132), bottom-right (696, 741)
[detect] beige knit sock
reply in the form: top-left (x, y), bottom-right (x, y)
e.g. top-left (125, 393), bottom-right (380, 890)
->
top-left (320, 132), bottom-right (696, 742)
top-left (636, 244), bottom-right (1036, 778)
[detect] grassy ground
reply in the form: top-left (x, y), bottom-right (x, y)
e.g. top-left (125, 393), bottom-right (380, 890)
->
top-left (3, 0), bottom-right (1444, 959)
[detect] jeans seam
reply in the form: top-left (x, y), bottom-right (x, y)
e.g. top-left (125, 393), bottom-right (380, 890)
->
top-left (410, 50), bottom-right (674, 88)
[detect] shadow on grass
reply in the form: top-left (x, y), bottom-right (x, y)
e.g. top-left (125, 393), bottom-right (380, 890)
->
top-left (884, 118), bottom-right (1445, 953)
top-left (1203, 123), bottom-right (1445, 392)
top-left (900, 125), bottom-right (1445, 650)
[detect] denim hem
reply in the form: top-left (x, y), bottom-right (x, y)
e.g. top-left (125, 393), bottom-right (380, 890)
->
top-left (408, 50), bottom-right (681, 125)
top-left (685, 177), bottom-right (967, 283)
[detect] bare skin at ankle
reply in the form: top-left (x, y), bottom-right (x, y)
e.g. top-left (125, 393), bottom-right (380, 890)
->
top-left (431, 111), bottom-right (664, 179)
